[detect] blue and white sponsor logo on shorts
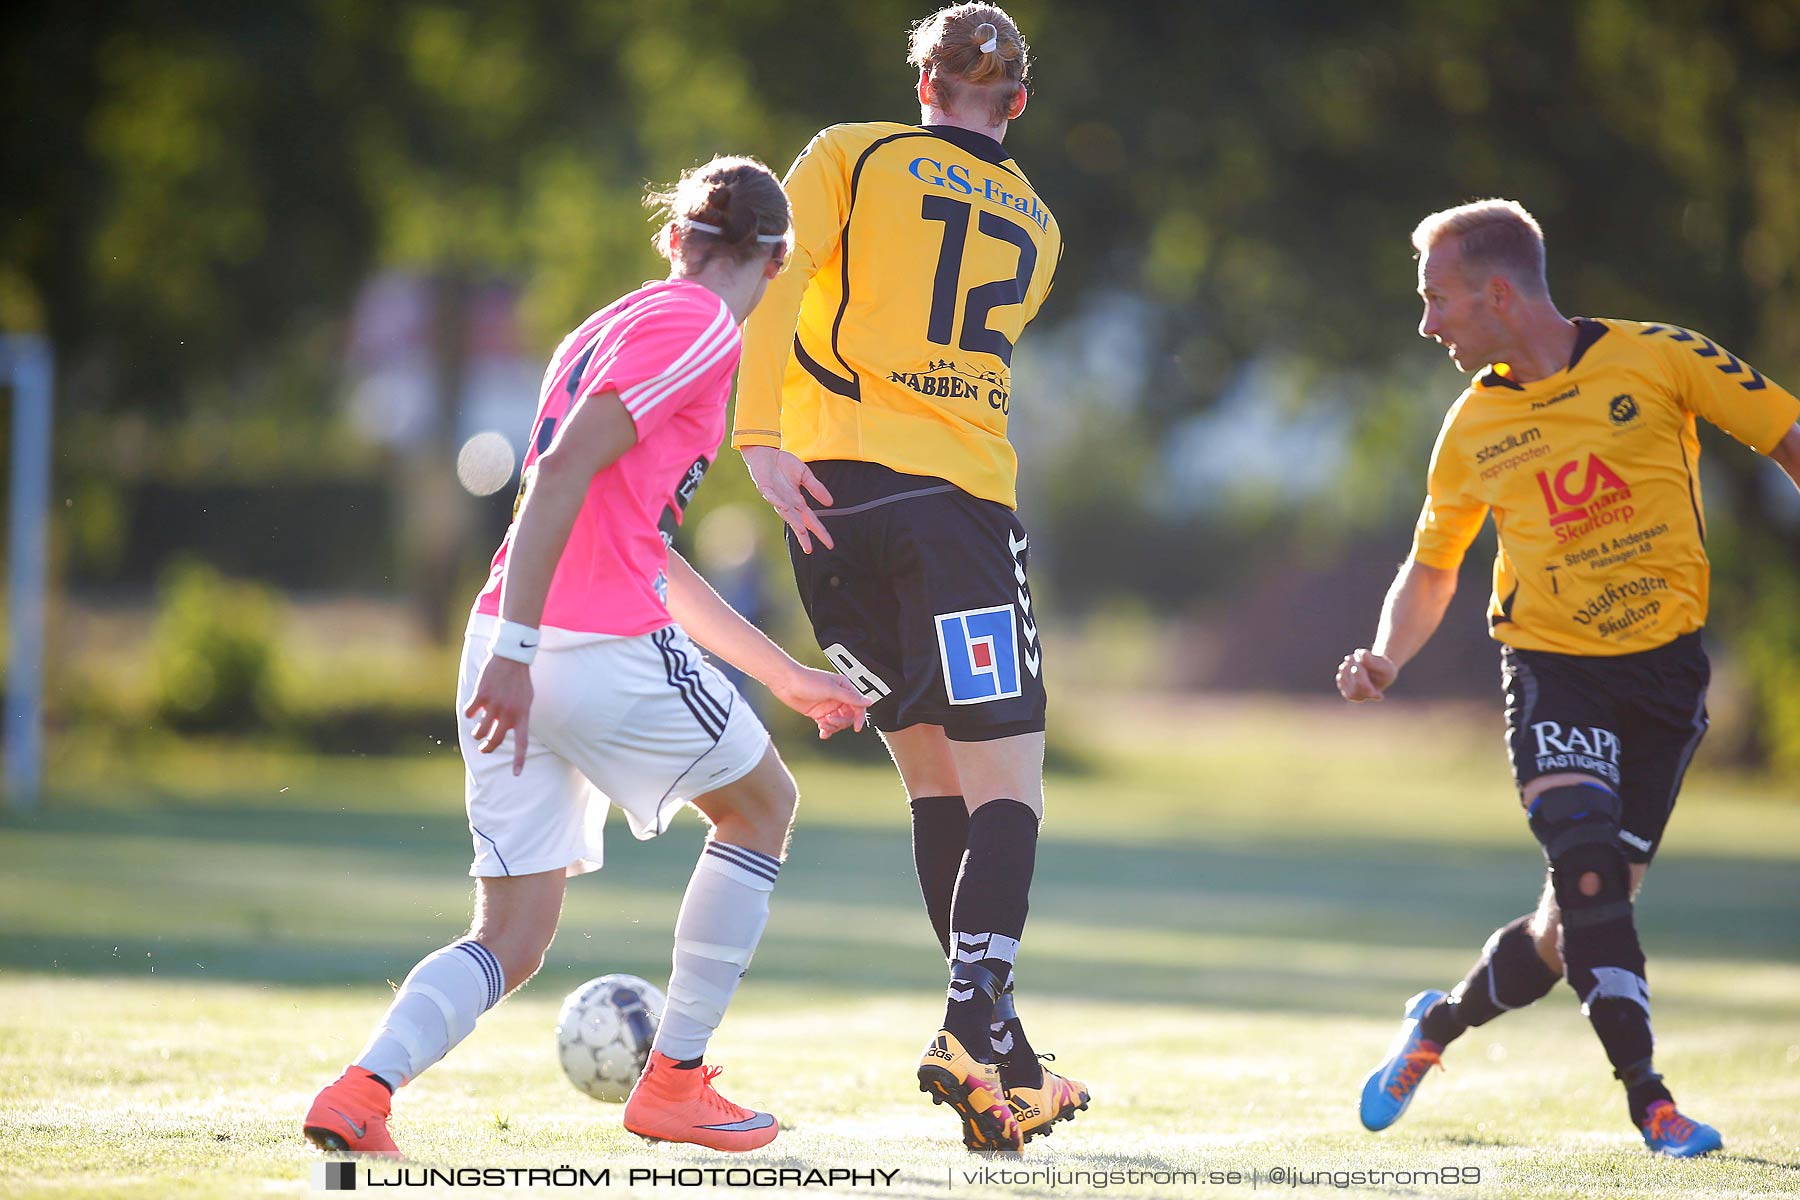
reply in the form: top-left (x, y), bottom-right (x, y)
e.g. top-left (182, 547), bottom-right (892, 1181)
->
top-left (935, 605), bottom-right (1022, 705)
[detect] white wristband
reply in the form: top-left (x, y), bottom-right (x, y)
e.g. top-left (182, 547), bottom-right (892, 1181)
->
top-left (491, 620), bottom-right (541, 665)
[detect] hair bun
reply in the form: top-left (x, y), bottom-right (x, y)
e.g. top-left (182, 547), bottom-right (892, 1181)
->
top-left (974, 22), bottom-right (998, 52)
top-left (646, 154), bottom-right (789, 264)
top-left (704, 181), bottom-right (758, 244)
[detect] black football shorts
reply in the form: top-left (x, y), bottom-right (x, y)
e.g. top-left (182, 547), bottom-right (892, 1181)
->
top-left (1500, 630), bottom-right (1710, 863)
top-left (787, 460), bottom-right (1046, 741)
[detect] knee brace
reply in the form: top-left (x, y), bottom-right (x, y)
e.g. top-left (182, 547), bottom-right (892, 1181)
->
top-left (1533, 784), bottom-right (1634, 928)
top-left (1529, 782), bottom-right (1628, 909)
top-left (1529, 783), bottom-right (1647, 1016)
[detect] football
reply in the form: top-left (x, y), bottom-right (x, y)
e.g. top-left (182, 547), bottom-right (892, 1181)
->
top-left (554, 974), bottom-right (665, 1102)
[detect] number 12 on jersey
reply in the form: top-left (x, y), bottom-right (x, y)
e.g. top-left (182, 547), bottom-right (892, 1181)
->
top-left (921, 196), bottom-right (1037, 367)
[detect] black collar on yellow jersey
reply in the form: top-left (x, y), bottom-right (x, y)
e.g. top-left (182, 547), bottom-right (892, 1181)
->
top-left (922, 122), bottom-right (1010, 167)
top-left (1567, 317), bottom-right (1609, 367)
top-left (1478, 318), bottom-right (1611, 390)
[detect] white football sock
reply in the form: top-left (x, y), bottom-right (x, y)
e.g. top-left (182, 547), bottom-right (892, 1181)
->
top-left (652, 842), bottom-right (779, 1062)
top-left (353, 940), bottom-right (505, 1089)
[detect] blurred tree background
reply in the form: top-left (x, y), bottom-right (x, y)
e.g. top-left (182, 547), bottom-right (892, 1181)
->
top-left (3, 0), bottom-right (1798, 775)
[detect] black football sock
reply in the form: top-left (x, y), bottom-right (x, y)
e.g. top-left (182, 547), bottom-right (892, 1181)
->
top-left (1616, 1055), bottom-right (1674, 1127)
top-left (1524, 784), bottom-right (1672, 1125)
top-left (910, 795), bottom-right (969, 959)
top-left (1591, 999), bottom-right (1669, 1126)
top-left (1561, 892), bottom-right (1669, 1124)
top-left (1419, 914), bottom-right (1561, 1046)
top-left (942, 798), bottom-right (1038, 1055)
top-left (991, 976), bottom-right (1044, 1091)
top-left (1534, 820), bottom-right (1668, 1122)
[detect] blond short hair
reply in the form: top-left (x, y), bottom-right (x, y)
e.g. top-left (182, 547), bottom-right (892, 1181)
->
top-left (1412, 199), bottom-right (1548, 296)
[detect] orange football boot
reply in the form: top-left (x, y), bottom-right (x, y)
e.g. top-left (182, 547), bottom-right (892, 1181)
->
top-left (622, 1051), bottom-right (779, 1151)
top-left (303, 1066), bottom-right (401, 1156)
top-left (918, 1030), bottom-right (1022, 1152)
top-left (1006, 1057), bottom-right (1091, 1142)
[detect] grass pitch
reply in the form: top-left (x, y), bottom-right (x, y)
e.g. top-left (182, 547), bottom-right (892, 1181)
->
top-left (2, 696), bottom-right (1797, 1198)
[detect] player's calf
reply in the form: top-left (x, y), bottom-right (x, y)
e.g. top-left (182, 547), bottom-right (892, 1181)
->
top-left (626, 752), bottom-right (793, 1148)
top-left (694, 751), bottom-right (798, 859)
top-left (468, 872), bottom-right (564, 992)
top-left (1364, 907), bottom-right (1563, 1130)
top-left (346, 938), bottom-right (510, 1092)
top-left (1530, 782), bottom-right (1674, 1126)
top-left (1417, 913), bottom-right (1561, 1046)
top-left (940, 798), bottom-right (1036, 1049)
top-left (908, 792), bottom-right (970, 958)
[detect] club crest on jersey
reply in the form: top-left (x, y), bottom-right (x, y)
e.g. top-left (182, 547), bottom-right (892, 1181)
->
top-left (935, 605), bottom-right (1022, 705)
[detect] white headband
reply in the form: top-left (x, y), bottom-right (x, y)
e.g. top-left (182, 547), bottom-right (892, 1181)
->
top-left (980, 33), bottom-right (999, 53)
top-left (682, 219), bottom-right (787, 244)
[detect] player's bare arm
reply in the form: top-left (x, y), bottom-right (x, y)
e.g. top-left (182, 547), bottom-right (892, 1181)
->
top-left (740, 445), bottom-right (836, 553)
top-left (464, 392), bottom-right (638, 771)
top-left (1336, 557), bottom-right (1457, 702)
top-left (663, 549), bottom-right (867, 737)
top-left (1769, 421), bottom-right (1800, 490)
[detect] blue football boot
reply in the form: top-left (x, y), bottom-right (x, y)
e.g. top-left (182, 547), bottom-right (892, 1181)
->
top-left (1359, 989), bottom-right (1447, 1131)
top-left (1640, 1101), bottom-right (1722, 1157)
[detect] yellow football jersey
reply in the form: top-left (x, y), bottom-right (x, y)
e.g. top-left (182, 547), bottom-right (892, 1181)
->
top-left (733, 121), bottom-right (1062, 509)
top-left (1413, 318), bottom-right (1800, 655)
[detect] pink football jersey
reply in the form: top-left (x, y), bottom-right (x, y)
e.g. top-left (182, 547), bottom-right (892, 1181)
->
top-left (475, 280), bottom-right (741, 635)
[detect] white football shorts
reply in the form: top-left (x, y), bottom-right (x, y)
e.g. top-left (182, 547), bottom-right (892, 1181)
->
top-left (458, 613), bottom-right (771, 878)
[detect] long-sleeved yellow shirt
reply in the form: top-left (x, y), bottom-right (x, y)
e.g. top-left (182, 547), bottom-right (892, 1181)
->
top-left (733, 121), bottom-right (1061, 509)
